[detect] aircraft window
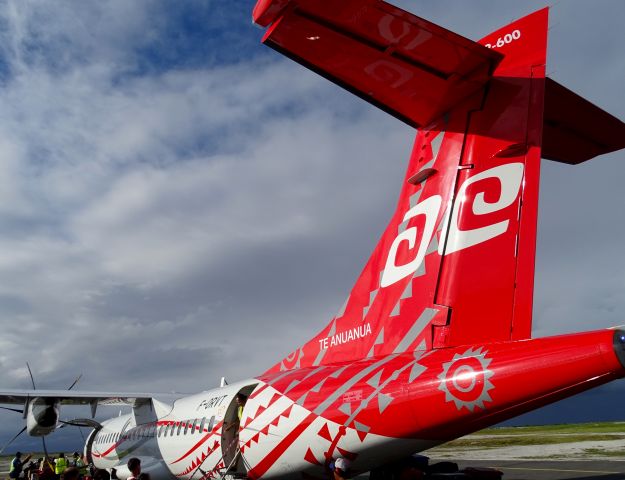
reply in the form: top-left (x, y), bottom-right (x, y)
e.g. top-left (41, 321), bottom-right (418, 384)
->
top-left (170, 423), bottom-right (176, 436)
top-left (191, 418), bottom-right (198, 434)
top-left (177, 422), bottom-right (183, 435)
top-left (208, 416), bottom-right (215, 432)
top-left (199, 417), bottom-right (206, 433)
top-left (183, 420), bottom-right (189, 435)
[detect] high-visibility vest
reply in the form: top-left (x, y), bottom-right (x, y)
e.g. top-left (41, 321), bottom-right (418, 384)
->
top-left (55, 458), bottom-right (67, 475)
top-left (9, 458), bottom-right (21, 478)
top-left (75, 457), bottom-right (87, 474)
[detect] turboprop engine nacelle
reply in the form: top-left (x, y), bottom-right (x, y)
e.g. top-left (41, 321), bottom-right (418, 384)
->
top-left (26, 397), bottom-right (60, 436)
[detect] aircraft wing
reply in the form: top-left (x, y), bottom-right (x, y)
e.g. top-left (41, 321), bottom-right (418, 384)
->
top-left (0, 389), bottom-right (172, 407)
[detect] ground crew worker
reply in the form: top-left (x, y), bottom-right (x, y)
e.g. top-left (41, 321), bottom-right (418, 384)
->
top-left (72, 453), bottom-right (87, 479)
top-left (236, 393), bottom-right (247, 421)
top-left (55, 453), bottom-right (68, 479)
top-left (10, 452), bottom-right (33, 479)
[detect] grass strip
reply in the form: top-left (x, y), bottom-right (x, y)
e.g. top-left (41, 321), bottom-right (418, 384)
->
top-left (431, 434), bottom-right (625, 450)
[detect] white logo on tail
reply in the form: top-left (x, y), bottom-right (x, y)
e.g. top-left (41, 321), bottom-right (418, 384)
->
top-left (442, 163), bottom-right (524, 255)
top-left (382, 163), bottom-right (524, 288)
top-left (381, 195), bottom-right (442, 288)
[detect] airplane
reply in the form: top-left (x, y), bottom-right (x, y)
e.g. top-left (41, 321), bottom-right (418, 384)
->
top-left (2, 1), bottom-right (625, 480)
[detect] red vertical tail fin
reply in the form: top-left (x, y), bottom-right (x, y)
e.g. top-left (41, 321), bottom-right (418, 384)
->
top-left (254, 2), bottom-right (625, 373)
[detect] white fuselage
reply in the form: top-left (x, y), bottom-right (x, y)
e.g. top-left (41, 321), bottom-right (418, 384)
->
top-left (90, 381), bottom-right (252, 480)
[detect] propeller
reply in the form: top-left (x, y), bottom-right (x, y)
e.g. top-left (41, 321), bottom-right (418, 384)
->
top-left (0, 364), bottom-right (84, 454)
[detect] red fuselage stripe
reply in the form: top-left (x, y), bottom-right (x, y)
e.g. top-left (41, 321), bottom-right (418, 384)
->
top-left (170, 421), bottom-right (224, 464)
top-left (247, 412), bottom-right (316, 480)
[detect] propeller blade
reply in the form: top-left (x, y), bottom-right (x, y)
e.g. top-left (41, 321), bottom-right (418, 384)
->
top-left (0, 406), bottom-right (24, 414)
top-left (42, 435), bottom-right (49, 460)
top-left (67, 374), bottom-right (83, 391)
top-left (26, 362), bottom-right (37, 390)
top-left (0, 425), bottom-right (27, 454)
top-left (60, 418), bottom-right (103, 429)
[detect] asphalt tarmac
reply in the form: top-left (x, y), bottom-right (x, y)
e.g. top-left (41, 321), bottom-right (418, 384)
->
top-left (453, 460), bottom-right (625, 480)
top-left (2, 457), bottom-right (624, 479)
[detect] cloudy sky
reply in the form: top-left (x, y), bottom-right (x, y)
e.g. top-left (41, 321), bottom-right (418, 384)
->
top-left (0, 0), bottom-right (624, 452)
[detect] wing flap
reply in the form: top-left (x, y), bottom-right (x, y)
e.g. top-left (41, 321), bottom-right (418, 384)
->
top-left (257, 0), bottom-right (502, 127)
top-left (542, 78), bottom-right (625, 164)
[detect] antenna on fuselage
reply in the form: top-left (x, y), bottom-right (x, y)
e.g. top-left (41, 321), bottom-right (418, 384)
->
top-left (220, 377), bottom-right (228, 387)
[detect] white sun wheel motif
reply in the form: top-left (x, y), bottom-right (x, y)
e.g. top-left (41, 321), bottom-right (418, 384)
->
top-left (437, 347), bottom-right (494, 412)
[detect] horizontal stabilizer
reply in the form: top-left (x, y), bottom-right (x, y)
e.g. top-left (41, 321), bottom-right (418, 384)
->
top-left (256, 0), bottom-right (502, 127)
top-left (542, 78), bottom-right (625, 164)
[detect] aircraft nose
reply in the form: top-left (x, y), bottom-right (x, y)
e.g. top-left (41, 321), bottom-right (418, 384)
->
top-left (614, 330), bottom-right (625, 369)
